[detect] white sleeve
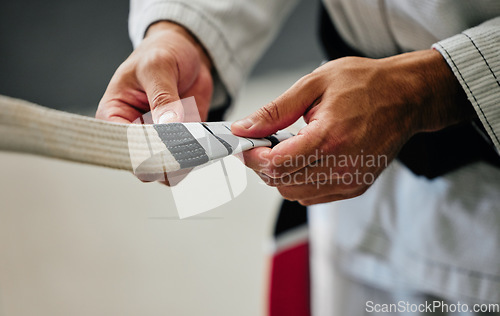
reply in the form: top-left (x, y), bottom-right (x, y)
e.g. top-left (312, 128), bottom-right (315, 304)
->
top-left (129, 0), bottom-right (300, 107)
top-left (433, 17), bottom-right (500, 153)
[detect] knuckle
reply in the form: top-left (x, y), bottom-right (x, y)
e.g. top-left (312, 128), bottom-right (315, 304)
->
top-left (327, 165), bottom-right (350, 180)
top-left (150, 92), bottom-right (176, 110)
top-left (256, 101), bottom-right (280, 122)
top-left (277, 186), bottom-right (297, 201)
top-left (138, 48), bottom-right (178, 77)
top-left (354, 185), bottom-right (370, 197)
top-left (344, 187), bottom-right (368, 200)
top-left (342, 180), bottom-right (362, 192)
top-left (258, 172), bottom-right (278, 187)
top-left (297, 73), bottom-right (315, 87)
top-left (264, 165), bottom-right (288, 179)
top-left (95, 106), bottom-right (106, 120)
top-left (263, 165), bottom-right (278, 177)
top-left (145, 48), bottom-right (173, 67)
top-left (340, 180), bottom-right (370, 197)
top-left (95, 99), bottom-right (119, 121)
top-left (296, 72), bottom-right (321, 92)
top-left (298, 200), bottom-right (313, 206)
top-left (317, 137), bottom-right (332, 154)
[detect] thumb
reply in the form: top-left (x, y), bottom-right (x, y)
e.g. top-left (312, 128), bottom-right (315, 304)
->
top-left (231, 77), bottom-right (318, 138)
top-left (141, 73), bottom-right (185, 124)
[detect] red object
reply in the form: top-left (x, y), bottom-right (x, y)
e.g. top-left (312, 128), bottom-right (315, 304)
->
top-left (268, 240), bottom-right (310, 316)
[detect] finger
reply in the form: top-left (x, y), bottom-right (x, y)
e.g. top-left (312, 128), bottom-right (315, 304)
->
top-left (107, 115), bottom-right (135, 124)
top-left (297, 194), bottom-right (346, 206)
top-left (97, 68), bottom-right (151, 123)
top-left (163, 168), bottom-right (193, 186)
top-left (179, 64), bottom-right (213, 121)
top-left (231, 74), bottom-right (320, 138)
top-left (240, 120), bottom-right (329, 177)
top-left (256, 164), bottom-right (349, 186)
top-left (255, 155), bottom-right (380, 186)
top-left (137, 62), bottom-right (184, 124)
top-left (96, 97), bottom-right (145, 124)
top-left (134, 172), bottom-right (166, 182)
top-left (241, 147), bottom-right (273, 173)
top-left (276, 181), bottom-right (358, 201)
top-left (297, 190), bottom-right (366, 206)
top-left (264, 118), bottom-right (332, 175)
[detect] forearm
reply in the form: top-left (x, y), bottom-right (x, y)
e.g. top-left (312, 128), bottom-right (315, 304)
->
top-left (381, 49), bottom-right (475, 137)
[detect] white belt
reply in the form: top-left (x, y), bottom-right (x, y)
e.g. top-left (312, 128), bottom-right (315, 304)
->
top-left (0, 95), bottom-right (293, 176)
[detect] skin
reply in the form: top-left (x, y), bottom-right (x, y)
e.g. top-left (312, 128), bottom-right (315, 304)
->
top-left (97, 22), bottom-right (474, 204)
top-left (96, 21), bottom-right (212, 185)
top-left (96, 21), bottom-right (213, 124)
top-left (231, 51), bottom-right (474, 205)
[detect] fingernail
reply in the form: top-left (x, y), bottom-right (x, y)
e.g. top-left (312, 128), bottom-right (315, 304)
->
top-left (233, 118), bottom-right (253, 129)
top-left (158, 111), bottom-right (177, 124)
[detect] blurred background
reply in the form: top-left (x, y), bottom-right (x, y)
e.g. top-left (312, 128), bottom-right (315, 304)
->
top-left (0, 0), bottom-right (323, 315)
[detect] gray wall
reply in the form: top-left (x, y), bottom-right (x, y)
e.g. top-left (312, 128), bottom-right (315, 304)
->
top-left (0, 0), bottom-right (132, 113)
top-left (0, 0), bottom-right (322, 113)
top-left (251, 0), bottom-right (323, 76)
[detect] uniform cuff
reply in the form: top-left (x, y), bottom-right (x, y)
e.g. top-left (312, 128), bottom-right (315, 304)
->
top-left (432, 20), bottom-right (500, 153)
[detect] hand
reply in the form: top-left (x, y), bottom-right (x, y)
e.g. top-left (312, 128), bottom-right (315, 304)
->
top-left (96, 21), bottom-right (213, 124)
top-left (232, 49), bottom-right (473, 205)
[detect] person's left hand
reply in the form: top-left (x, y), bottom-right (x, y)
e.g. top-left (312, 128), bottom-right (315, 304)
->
top-left (231, 49), bottom-right (473, 206)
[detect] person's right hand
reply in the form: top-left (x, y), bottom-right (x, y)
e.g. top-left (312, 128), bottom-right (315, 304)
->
top-left (96, 21), bottom-right (213, 124)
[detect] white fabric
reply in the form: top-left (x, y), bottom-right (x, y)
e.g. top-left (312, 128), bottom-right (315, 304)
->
top-left (433, 17), bottom-right (500, 152)
top-left (128, 0), bottom-right (500, 312)
top-left (310, 160), bottom-right (500, 315)
top-left (310, 236), bottom-right (498, 316)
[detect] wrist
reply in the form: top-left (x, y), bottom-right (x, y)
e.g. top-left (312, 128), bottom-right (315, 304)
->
top-left (384, 49), bottom-right (474, 136)
top-left (145, 21), bottom-right (213, 70)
